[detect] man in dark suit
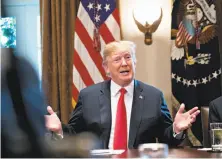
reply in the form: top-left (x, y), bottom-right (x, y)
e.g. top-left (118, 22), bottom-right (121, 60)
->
top-left (209, 96), bottom-right (222, 123)
top-left (45, 41), bottom-right (200, 149)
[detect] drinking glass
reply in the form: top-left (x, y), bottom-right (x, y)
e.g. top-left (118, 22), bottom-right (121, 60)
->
top-left (210, 123), bottom-right (222, 151)
top-left (138, 143), bottom-right (168, 158)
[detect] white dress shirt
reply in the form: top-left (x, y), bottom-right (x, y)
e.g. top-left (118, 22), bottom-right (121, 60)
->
top-left (108, 80), bottom-right (134, 149)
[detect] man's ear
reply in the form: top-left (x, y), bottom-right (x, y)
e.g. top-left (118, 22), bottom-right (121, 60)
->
top-left (102, 61), bottom-right (109, 75)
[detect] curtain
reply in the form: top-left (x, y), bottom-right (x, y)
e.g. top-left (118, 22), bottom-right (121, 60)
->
top-left (40, 0), bottom-right (80, 123)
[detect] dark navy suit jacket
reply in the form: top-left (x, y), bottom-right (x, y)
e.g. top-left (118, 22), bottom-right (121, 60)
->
top-left (63, 80), bottom-right (183, 148)
top-left (209, 96), bottom-right (222, 123)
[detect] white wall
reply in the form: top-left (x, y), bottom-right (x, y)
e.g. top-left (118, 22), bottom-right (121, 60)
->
top-left (119, 0), bottom-right (173, 112)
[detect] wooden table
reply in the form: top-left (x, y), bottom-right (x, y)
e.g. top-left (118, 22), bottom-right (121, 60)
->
top-left (96, 148), bottom-right (222, 158)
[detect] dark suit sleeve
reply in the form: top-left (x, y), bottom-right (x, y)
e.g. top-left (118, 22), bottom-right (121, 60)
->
top-left (62, 92), bottom-right (87, 135)
top-left (209, 100), bottom-right (221, 123)
top-left (157, 93), bottom-right (183, 146)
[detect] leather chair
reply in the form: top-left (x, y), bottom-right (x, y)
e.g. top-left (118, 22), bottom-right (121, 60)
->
top-left (201, 107), bottom-right (210, 147)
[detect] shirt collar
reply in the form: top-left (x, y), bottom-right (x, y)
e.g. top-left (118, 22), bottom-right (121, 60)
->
top-left (110, 80), bottom-right (134, 97)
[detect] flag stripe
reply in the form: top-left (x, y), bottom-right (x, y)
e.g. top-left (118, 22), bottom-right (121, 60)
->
top-left (73, 65), bottom-right (86, 92)
top-left (99, 23), bottom-right (115, 43)
top-left (75, 34), bottom-right (104, 83)
top-left (72, 83), bottom-right (79, 102)
top-left (75, 17), bottom-right (107, 80)
top-left (112, 8), bottom-right (120, 26)
top-left (176, 21), bottom-right (193, 46)
top-left (105, 13), bottom-right (120, 41)
top-left (74, 49), bottom-right (94, 86)
top-left (77, 3), bottom-right (94, 40)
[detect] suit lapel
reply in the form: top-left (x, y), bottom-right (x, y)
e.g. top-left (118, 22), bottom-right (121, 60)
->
top-left (99, 80), bottom-right (112, 148)
top-left (128, 80), bottom-right (144, 148)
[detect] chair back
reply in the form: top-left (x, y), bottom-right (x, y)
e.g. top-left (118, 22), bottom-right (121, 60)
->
top-left (201, 107), bottom-right (210, 147)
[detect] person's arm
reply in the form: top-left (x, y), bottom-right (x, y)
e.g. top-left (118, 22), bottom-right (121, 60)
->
top-left (45, 91), bottom-right (87, 139)
top-left (157, 93), bottom-right (184, 146)
top-left (62, 92), bottom-right (87, 136)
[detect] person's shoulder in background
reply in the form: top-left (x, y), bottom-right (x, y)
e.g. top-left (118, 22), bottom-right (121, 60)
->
top-left (210, 96), bottom-right (222, 108)
top-left (209, 96), bottom-right (222, 123)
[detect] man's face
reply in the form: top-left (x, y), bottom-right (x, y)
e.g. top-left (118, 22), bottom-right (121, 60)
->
top-left (104, 51), bottom-right (136, 87)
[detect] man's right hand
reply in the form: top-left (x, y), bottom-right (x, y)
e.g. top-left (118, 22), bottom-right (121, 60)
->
top-left (45, 106), bottom-right (62, 134)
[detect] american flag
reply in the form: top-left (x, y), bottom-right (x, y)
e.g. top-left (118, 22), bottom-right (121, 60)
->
top-left (176, 18), bottom-right (195, 47)
top-left (72, 0), bottom-right (120, 107)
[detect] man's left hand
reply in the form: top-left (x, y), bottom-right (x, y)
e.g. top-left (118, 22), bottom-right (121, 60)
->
top-left (173, 103), bottom-right (200, 134)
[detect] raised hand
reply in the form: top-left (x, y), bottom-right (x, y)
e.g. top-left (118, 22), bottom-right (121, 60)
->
top-left (173, 103), bottom-right (200, 133)
top-left (45, 106), bottom-right (62, 134)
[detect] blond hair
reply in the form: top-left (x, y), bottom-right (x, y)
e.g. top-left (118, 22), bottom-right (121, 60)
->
top-left (102, 41), bottom-right (137, 63)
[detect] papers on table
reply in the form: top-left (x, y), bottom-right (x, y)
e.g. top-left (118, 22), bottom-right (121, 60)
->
top-left (90, 149), bottom-right (125, 155)
top-left (197, 148), bottom-right (212, 151)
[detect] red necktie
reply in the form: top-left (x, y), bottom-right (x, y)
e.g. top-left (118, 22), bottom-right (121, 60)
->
top-left (113, 88), bottom-right (127, 150)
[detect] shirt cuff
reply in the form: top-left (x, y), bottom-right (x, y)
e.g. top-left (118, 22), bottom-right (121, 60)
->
top-left (173, 126), bottom-right (186, 139)
top-left (173, 131), bottom-right (185, 139)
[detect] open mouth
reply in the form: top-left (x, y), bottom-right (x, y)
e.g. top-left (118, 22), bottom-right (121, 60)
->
top-left (120, 70), bottom-right (129, 75)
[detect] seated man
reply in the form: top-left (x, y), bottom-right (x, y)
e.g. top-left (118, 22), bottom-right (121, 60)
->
top-left (209, 96), bottom-right (222, 123)
top-left (45, 41), bottom-right (200, 149)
